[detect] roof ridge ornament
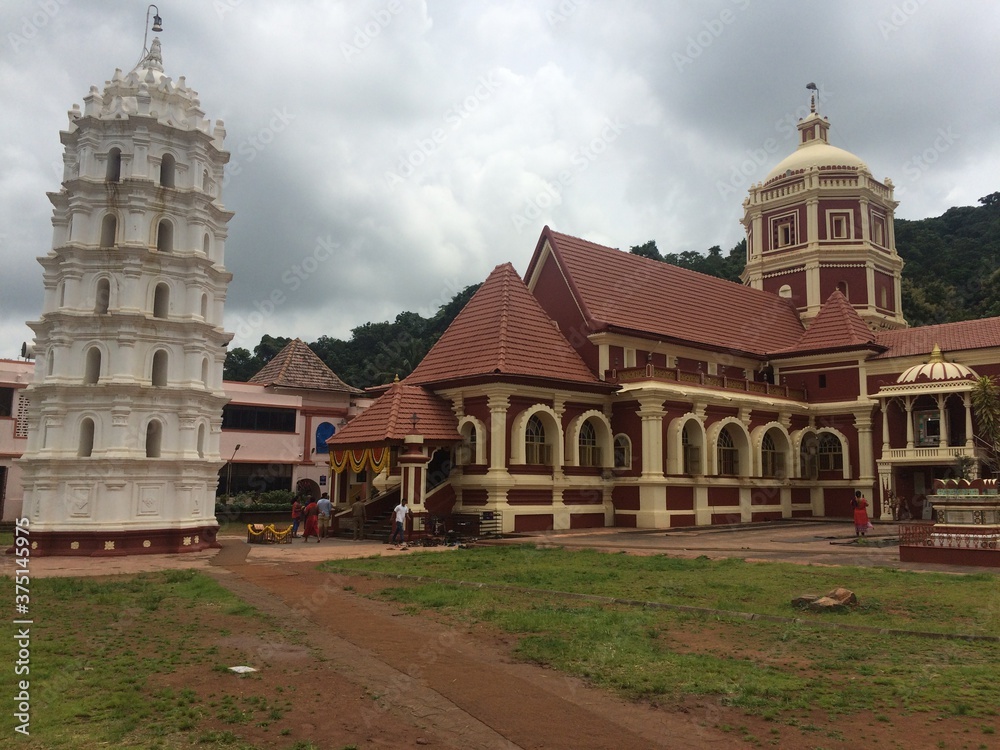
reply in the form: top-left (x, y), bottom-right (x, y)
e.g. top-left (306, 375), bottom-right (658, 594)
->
top-left (806, 82), bottom-right (818, 114)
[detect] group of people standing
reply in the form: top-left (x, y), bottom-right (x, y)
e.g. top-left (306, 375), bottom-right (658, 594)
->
top-left (289, 492), bottom-right (411, 545)
top-left (290, 492), bottom-right (332, 542)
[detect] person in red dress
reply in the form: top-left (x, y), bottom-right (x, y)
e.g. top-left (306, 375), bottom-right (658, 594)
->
top-left (301, 495), bottom-right (320, 542)
top-left (852, 490), bottom-right (871, 537)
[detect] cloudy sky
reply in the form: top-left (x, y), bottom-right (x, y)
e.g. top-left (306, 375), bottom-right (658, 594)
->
top-left (2, 0), bottom-right (998, 359)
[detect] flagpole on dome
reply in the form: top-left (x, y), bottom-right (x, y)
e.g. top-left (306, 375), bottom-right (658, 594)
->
top-left (806, 81), bottom-right (818, 113)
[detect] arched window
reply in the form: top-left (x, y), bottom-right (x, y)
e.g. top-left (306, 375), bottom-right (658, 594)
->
top-left (83, 347), bottom-right (101, 384)
top-left (106, 148), bottom-right (122, 182)
top-left (200, 293), bottom-right (209, 319)
top-left (579, 420), bottom-right (599, 467)
top-left (613, 434), bottom-right (631, 469)
top-left (95, 278), bottom-right (111, 314)
top-left (145, 420), bottom-right (162, 458)
top-left (778, 284), bottom-right (792, 299)
top-left (202, 169), bottom-right (211, 193)
top-left (682, 425), bottom-right (700, 475)
top-left (197, 424), bottom-right (206, 459)
top-left (525, 414), bottom-right (549, 465)
top-left (153, 283), bottom-right (169, 318)
top-left (156, 220), bottom-right (173, 252)
top-left (151, 350), bottom-right (168, 387)
top-left (761, 432), bottom-right (785, 478)
top-left (202, 233), bottom-right (211, 255)
top-left (46, 351), bottom-right (55, 377)
top-left (159, 153), bottom-right (176, 187)
top-left (314, 422), bottom-right (335, 455)
top-left (201, 357), bottom-right (210, 387)
top-left (78, 418), bottom-right (95, 458)
top-left (818, 433), bottom-right (844, 472)
top-left (100, 214), bottom-right (117, 247)
top-left (458, 421), bottom-right (478, 465)
top-left (717, 427), bottom-right (738, 476)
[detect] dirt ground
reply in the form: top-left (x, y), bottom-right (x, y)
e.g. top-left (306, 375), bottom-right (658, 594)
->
top-left (193, 536), bottom-right (994, 750)
top-left (12, 523), bottom-right (997, 749)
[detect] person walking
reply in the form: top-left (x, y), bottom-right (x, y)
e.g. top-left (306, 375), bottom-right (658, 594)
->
top-left (352, 495), bottom-right (366, 540)
top-left (290, 497), bottom-right (303, 538)
top-left (389, 498), bottom-right (410, 547)
top-left (852, 490), bottom-right (871, 537)
top-left (317, 492), bottom-right (332, 540)
top-left (302, 495), bottom-right (320, 542)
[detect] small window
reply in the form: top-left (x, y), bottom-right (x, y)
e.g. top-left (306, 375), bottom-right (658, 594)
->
top-left (95, 278), bottom-right (110, 314)
top-left (100, 215), bottom-right (117, 247)
top-left (778, 284), bottom-right (792, 299)
top-left (151, 350), bottom-right (168, 387)
top-left (153, 283), bottom-right (169, 318)
top-left (831, 215), bottom-right (847, 239)
top-left (717, 427), bottom-right (738, 476)
top-left (579, 420), bottom-right (600, 467)
top-left (525, 414), bottom-right (550, 465)
top-left (818, 374), bottom-right (827, 388)
top-left (145, 420), bottom-right (162, 458)
top-left (613, 435), bottom-right (631, 469)
top-left (761, 432), bottom-right (784, 479)
top-left (837, 281), bottom-right (849, 299)
top-left (682, 425), bottom-right (700, 475)
top-left (880, 287), bottom-right (888, 309)
top-left (775, 219), bottom-right (796, 248)
top-left (197, 424), bottom-right (206, 459)
top-left (818, 433), bottom-right (843, 471)
top-left (873, 220), bottom-right (885, 246)
top-left (160, 154), bottom-right (176, 188)
top-left (106, 148), bottom-right (122, 182)
top-left (156, 220), bottom-right (173, 252)
top-left (83, 347), bottom-right (102, 384)
top-left (78, 418), bottom-right (95, 458)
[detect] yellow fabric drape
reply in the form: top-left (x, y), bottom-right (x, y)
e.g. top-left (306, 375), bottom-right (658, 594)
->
top-left (330, 446), bottom-right (391, 474)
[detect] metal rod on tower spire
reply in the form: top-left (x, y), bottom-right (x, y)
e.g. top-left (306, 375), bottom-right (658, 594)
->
top-left (138, 5), bottom-right (163, 67)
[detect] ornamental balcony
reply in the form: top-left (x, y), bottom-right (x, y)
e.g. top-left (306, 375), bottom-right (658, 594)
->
top-left (605, 365), bottom-right (807, 401)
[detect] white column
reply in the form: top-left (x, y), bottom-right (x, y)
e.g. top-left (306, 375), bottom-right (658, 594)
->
top-left (937, 394), bottom-right (948, 449)
top-left (964, 392), bottom-right (974, 449)
top-left (636, 397), bottom-right (665, 478)
top-left (487, 394), bottom-right (509, 475)
top-left (880, 398), bottom-right (890, 455)
top-left (905, 397), bottom-right (914, 449)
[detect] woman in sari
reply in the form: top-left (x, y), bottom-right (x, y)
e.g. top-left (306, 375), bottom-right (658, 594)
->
top-left (852, 490), bottom-right (870, 537)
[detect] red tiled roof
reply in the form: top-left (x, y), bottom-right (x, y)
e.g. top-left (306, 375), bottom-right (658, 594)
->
top-left (249, 338), bottom-right (361, 393)
top-left (774, 290), bottom-right (879, 355)
top-left (407, 262), bottom-right (601, 386)
top-left (326, 380), bottom-right (459, 446)
top-left (874, 317), bottom-right (1000, 359)
top-left (533, 228), bottom-right (805, 356)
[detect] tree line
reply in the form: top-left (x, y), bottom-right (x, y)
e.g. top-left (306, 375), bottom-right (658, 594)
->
top-left (225, 193), bottom-right (1000, 387)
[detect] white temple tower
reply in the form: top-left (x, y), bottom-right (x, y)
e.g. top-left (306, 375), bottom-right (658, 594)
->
top-left (18, 34), bottom-right (234, 555)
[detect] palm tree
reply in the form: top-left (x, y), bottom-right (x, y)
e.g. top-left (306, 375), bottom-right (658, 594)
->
top-left (970, 375), bottom-right (1000, 474)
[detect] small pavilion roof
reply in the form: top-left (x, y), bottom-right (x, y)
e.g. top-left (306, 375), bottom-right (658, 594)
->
top-left (327, 380), bottom-right (460, 447)
top-left (249, 338), bottom-right (362, 393)
top-left (772, 290), bottom-right (883, 356)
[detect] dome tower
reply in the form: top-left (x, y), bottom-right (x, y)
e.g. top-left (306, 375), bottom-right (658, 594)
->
top-left (740, 94), bottom-right (905, 331)
top-left (18, 24), bottom-right (234, 555)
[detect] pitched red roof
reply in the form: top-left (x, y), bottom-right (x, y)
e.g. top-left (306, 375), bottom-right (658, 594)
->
top-left (774, 290), bottom-right (880, 355)
top-left (326, 380), bottom-right (459, 446)
top-left (249, 338), bottom-right (361, 393)
top-left (873, 317), bottom-right (1000, 359)
top-left (407, 262), bottom-right (601, 387)
top-left (530, 228), bottom-right (805, 356)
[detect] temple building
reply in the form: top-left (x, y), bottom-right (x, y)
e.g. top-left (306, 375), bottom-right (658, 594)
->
top-left (16, 37), bottom-right (236, 555)
top-left (328, 103), bottom-right (1000, 537)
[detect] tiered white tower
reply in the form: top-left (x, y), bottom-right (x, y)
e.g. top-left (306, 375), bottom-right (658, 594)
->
top-left (18, 37), bottom-right (234, 555)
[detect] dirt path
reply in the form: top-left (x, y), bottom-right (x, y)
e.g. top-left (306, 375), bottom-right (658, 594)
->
top-left (208, 555), bottom-right (747, 750)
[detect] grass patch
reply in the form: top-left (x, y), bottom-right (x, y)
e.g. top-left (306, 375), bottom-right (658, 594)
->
top-left (332, 544), bottom-right (1000, 725)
